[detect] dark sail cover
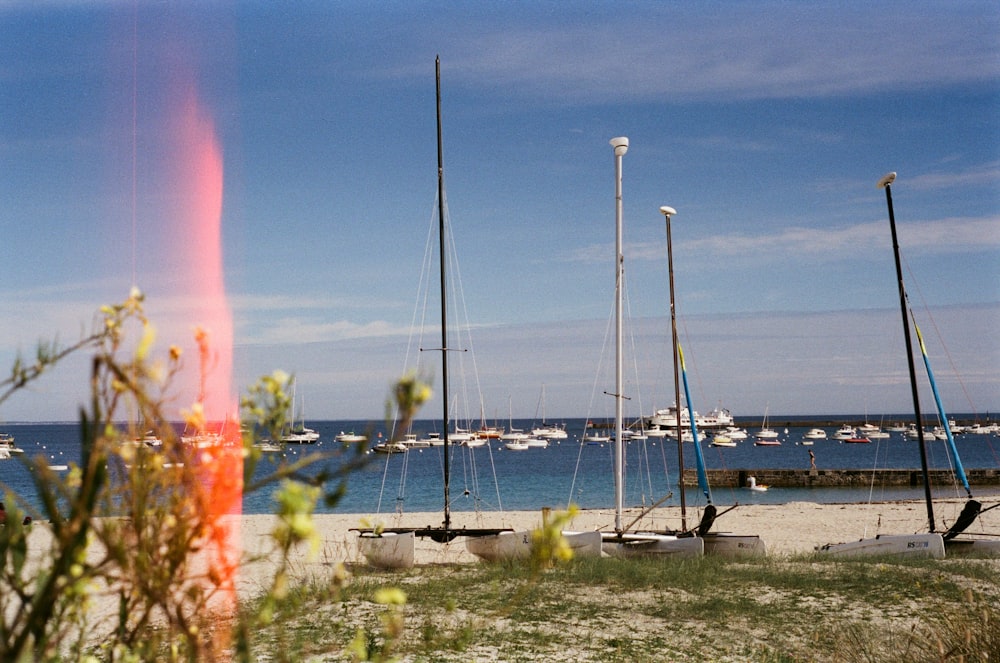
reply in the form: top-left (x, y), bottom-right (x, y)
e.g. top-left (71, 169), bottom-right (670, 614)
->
top-left (943, 500), bottom-right (981, 540)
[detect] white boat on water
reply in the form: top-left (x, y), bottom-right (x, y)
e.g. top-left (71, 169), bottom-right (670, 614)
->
top-left (371, 441), bottom-right (407, 454)
top-left (803, 428), bottom-right (827, 440)
top-left (400, 433), bottom-right (430, 449)
top-left (531, 424), bottom-right (568, 439)
top-left (644, 404), bottom-right (734, 431)
top-left (754, 406), bottom-right (779, 442)
top-left (335, 431), bottom-right (367, 443)
top-left (831, 425), bottom-right (856, 440)
top-left (449, 427), bottom-right (475, 443)
top-left (281, 383), bottom-right (320, 443)
top-left (0, 433), bottom-right (25, 455)
top-left (711, 434), bottom-right (736, 448)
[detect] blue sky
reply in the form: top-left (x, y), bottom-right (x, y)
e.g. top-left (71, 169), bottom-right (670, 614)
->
top-left (1, 1), bottom-right (998, 423)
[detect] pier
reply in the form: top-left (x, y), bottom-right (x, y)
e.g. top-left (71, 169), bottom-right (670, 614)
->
top-left (682, 468), bottom-right (1000, 488)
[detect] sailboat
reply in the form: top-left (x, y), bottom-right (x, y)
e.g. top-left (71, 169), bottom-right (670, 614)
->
top-left (280, 382), bottom-right (319, 443)
top-left (661, 206), bottom-right (764, 557)
top-left (596, 139), bottom-right (702, 559)
top-left (912, 313), bottom-right (999, 555)
top-left (753, 406), bottom-right (780, 446)
top-left (357, 58), bottom-right (599, 567)
top-left (820, 172), bottom-right (997, 557)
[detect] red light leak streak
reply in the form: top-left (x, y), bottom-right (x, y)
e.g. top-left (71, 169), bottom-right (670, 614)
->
top-left (170, 86), bottom-right (243, 623)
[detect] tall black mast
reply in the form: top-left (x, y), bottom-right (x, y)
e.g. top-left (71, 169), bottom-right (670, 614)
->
top-left (436, 56), bottom-right (451, 531)
top-left (879, 172), bottom-right (935, 532)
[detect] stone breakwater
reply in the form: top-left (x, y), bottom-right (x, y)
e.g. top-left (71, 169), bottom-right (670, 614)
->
top-left (683, 468), bottom-right (1000, 488)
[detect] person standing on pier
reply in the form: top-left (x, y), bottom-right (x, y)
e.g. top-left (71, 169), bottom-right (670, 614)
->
top-left (809, 449), bottom-right (816, 470)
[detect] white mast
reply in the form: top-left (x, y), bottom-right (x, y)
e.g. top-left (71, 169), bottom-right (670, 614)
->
top-left (610, 136), bottom-right (628, 534)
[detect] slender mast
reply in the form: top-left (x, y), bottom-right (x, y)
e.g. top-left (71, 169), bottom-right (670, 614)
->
top-left (879, 172), bottom-right (934, 532)
top-left (662, 205), bottom-right (688, 530)
top-left (436, 56), bottom-right (451, 531)
top-left (610, 137), bottom-right (628, 534)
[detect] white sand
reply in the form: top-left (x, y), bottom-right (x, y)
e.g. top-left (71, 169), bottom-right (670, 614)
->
top-left (233, 495), bottom-right (996, 592)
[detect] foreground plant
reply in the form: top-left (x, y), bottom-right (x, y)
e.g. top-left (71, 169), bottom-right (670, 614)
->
top-left (0, 291), bottom-right (367, 661)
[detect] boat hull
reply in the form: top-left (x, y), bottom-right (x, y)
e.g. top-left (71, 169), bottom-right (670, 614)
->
top-left (601, 533), bottom-right (704, 558)
top-left (358, 532), bottom-right (416, 569)
top-left (466, 530), bottom-right (603, 562)
top-left (944, 538), bottom-right (1000, 557)
top-left (817, 533), bottom-right (945, 559)
top-left (702, 533), bottom-right (767, 558)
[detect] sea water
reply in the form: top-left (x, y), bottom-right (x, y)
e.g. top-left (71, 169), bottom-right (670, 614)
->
top-left (1, 417), bottom-right (997, 518)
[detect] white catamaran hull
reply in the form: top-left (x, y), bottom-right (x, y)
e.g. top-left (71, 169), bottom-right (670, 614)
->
top-left (702, 533), bottom-right (767, 558)
top-left (818, 533), bottom-right (945, 559)
top-left (466, 529), bottom-right (603, 562)
top-left (944, 538), bottom-right (1000, 557)
top-left (601, 533), bottom-right (704, 558)
top-left (358, 532), bottom-right (416, 569)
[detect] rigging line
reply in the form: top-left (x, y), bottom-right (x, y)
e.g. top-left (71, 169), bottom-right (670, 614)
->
top-left (861, 438), bottom-right (881, 539)
top-left (375, 450), bottom-right (391, 515)
top-left (678, 314), bottom-right (710, 415)
top-left (438, 199), bottom-right (506, 515)
top-left (567, 286), bottom-right (618, 505)
top-left (622, 274), bottom-right (655, 502)
top-left (900, 252), bottom-right (980, 418)
top-left (483, 435), bottom-right (504, 514)
top-left (441, 199), bottom-right (482, 429)
top-left (387, 194), bottom-right (439, 443)
top-left (130, 1), bottom-right (138, 289)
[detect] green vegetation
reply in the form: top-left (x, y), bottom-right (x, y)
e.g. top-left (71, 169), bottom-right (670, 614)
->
top-left (0, 291), bottom-right (366, 661)
top-left (243, 554), bottom-right (999, 662)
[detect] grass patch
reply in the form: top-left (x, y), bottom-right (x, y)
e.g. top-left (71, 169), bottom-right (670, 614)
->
top-left (242, 554), bottom-right (1000, 662)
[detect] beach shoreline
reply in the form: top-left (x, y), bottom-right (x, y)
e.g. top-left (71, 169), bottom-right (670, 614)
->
top-left (231, 496), bottom-right (997, 587)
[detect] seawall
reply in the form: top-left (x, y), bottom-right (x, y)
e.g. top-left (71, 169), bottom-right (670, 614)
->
top-left (682, 468), bottom-right (1000, 488)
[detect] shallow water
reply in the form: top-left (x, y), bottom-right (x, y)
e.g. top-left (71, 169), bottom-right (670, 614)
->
top-left (1, 417), bottom-right (997, 517)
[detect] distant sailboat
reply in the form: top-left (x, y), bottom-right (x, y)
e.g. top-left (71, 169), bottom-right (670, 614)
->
top-left (754, 407), bottom-right (781, 446)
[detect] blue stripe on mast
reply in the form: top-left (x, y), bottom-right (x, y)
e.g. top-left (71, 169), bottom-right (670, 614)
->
top-left (912, 316), bottom-right (972, 498)
top-left (678, 343), bottom-right (712, 503)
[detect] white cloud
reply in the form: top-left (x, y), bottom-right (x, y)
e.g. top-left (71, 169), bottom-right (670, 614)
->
top-left (428, 4), bottom-right (1000, 104)
top-left (566, 216), bottom-right (1000, 266)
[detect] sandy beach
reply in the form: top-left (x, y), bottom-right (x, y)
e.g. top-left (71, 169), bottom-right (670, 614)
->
top-left (12, 495), bottom-right (996, 659)
top-left (232, 495), bottom-right (998, 592)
